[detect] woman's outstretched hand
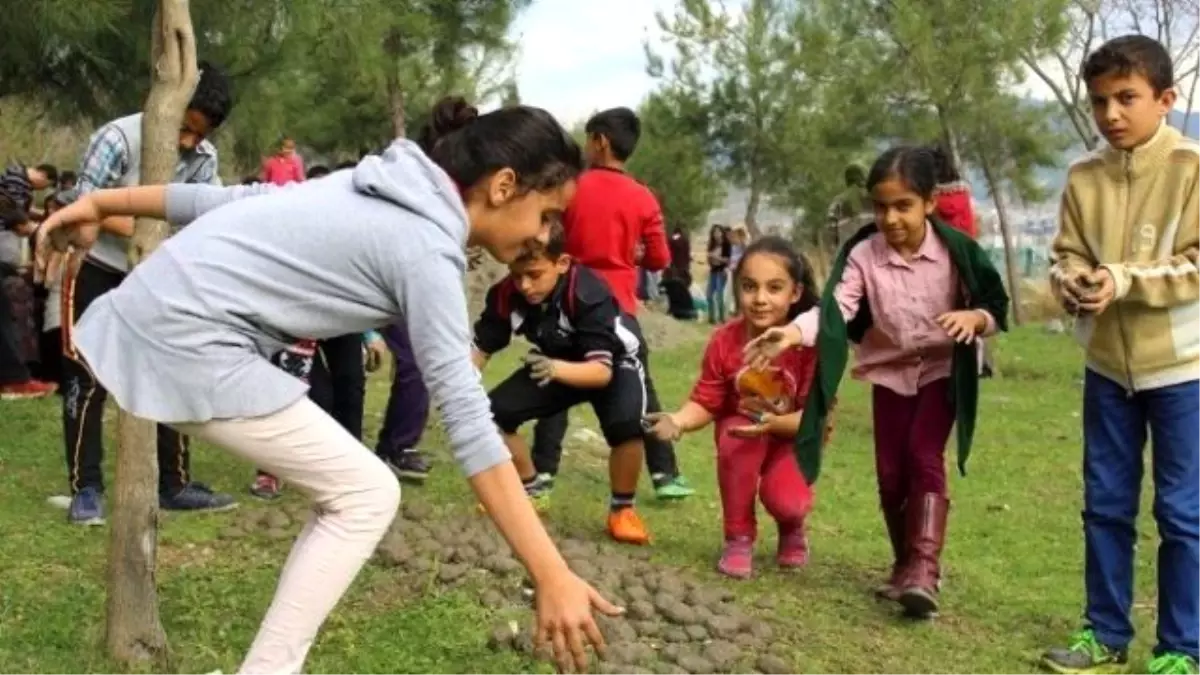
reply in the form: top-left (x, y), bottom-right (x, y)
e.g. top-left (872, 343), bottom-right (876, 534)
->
top-left (742, 323), bottom-right (803, 370)
top-left (534, 571), bottom-right (623, 673)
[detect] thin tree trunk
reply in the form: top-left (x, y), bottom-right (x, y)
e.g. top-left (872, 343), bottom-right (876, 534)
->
top-left (935, 105), bottom-right (964, 172)
top-left (386, 69), bottom-right (406, 139)
top-left (107, 0), bottom-right (198, 667)
top-left (979, 157), bottom-right (1023, 326)
top-left (743, 181), bottom-right (762, 237)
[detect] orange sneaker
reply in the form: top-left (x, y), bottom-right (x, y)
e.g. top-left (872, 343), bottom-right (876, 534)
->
top-left (607, 508), bottom-right (651, 545)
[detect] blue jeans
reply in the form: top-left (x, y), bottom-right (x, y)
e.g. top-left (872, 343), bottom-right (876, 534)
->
top-left (706, 269), bottom-right (727, 323)
top-left (1082, 369), bottom-right (1199, 658)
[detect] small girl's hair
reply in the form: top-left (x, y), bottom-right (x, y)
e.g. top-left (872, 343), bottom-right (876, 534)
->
top-left (928, 144), bottom-right (961, 184)
top-left (732, 235), bottom-right (821, 319)
top-left (866, 145), bottom-right (939, 200)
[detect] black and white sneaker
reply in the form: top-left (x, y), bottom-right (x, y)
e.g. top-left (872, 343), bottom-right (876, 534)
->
top-left (384, 450), bottom-right (431, 484)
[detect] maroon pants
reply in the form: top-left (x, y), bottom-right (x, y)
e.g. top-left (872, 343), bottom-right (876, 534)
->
top-left (872, 378), bottom-right (954, 511)
top-left (715, 415), bottom-right (813, 540)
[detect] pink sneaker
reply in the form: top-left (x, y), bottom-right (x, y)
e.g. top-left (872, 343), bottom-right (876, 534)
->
top-left (777, 523), bottom-right (809, 569)
top-left (717, 537), bottom-right (754, 579)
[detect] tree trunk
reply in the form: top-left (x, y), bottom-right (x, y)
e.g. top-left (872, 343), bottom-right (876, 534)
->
top-left (386, 69), bottom-right (406, 139)
top-left (107, 0), bottom-right (198, 668)
top-left (935, 105), bottom-right (965, 173)
top-left (979, 157), bottom-right (1023, 326)
top-left (743, 181), bottom-right (761, 237)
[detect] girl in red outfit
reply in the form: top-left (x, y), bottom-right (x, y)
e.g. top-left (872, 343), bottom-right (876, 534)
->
top-left (646, 237), bottom-right (820, 579)
top-left (930, 145), bottom-right (977, 239)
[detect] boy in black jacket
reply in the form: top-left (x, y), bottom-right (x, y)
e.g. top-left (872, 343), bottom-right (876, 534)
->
top-left (472, 221), bottom-right (651, 545)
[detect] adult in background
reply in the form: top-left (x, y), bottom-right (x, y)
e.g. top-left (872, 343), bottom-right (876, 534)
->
top-left (531, 106), bottom-right (694, 500)
top-left (261, 135), bottom-right (305, 186)
top-left (58, 61), bottom-right (236, 525)
top-left (705, 224), bottom-right (732, 324)
top-left (0, 169), bottom-right (56, 399)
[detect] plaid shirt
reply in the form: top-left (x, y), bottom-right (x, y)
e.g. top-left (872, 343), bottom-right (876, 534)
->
top-left (75, 120), bottom-right (220, 197)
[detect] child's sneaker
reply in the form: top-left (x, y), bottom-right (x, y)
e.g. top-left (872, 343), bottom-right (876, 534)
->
top-left (652, 474), bottom-right (695, 500)
top-left (384, 450), bottom-right (431, 484)
top-left (249, 473), bottom-right (281, 500)
top-left (777, 523), bottom-right (809, 569)
top-left (536, 473), bottom-right (556, 492)
top-left (1148, 653), bottom-right (1199, 675)
top-left (67, 487), bottom-right (105, 526)
top-left (1040, 629), bottom-right (1129, 674)
top-left (606, 508), bottom-right (651, 545)
top-left (717, 536), bottom-right (753, 579)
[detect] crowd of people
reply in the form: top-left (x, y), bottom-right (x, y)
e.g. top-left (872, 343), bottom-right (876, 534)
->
top-left (0, 32), bottom-right (1195, 675)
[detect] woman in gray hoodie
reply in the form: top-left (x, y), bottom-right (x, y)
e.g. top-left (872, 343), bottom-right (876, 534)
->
top-left (37, 98), bottom-right (617, 674)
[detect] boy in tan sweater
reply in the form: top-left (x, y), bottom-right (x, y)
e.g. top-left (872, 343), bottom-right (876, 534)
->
top-left (1042, 35), bottom-right (1199, 675)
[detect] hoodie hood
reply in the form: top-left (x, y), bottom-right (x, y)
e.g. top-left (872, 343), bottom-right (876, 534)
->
top-left (351, 139), bottom-right (469, 248)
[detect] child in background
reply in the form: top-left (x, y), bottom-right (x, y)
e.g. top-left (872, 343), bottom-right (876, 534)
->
top-left (744, 146), bottom-right (1008, 618)
top-left (705, 224), bottom-right (732, 324)
top-left (930, 146), bottom-right (977, 239)
top-left (36, 192), bottom-right (68, 389)
top-left (646, 236), bottom-right (820, 578)
top-left (1041, 35), bottom-right (1198, 675)
top-left (472, 220), bottom-right (652, 545)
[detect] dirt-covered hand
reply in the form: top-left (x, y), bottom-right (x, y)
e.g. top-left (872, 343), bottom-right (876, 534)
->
top-left (524, 350), bottom-right (558, 387)
top-left (742, 324), bottom-right (803, 370)
top-left (642, 412), bottom-right (682, 442)
top-left (364, 337), bottom-right (388, 373)
top-left (534, 571), bottom-right (623, 673)
top-left (1076, 268), bottom-right (1116, 315)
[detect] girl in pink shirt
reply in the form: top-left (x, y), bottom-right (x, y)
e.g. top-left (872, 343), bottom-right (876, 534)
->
top-left (646, 237), bottom-right (830, 579)
top-left (746, 146), bottom-right (1008, 618)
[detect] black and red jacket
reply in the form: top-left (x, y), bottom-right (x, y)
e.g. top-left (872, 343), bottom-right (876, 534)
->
top-left (473, 263), bottom-right (639, 366)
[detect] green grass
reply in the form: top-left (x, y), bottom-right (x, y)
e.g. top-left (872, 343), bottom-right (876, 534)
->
top-left (0, 326), bottom-right (1165, 673)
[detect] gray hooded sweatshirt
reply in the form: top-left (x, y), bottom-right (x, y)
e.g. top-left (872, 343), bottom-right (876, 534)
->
top-left (72, 140), bottom-right (509, 477)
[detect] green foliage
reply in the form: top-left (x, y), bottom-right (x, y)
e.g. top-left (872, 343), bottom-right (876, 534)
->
top-left (650, 0), bottom-right (806, 231)
top-left (627, 90), bottom-right (725, 232)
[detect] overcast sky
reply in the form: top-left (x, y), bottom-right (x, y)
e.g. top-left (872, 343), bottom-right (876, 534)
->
top-left (509, 0), bottom-right (1198, 127)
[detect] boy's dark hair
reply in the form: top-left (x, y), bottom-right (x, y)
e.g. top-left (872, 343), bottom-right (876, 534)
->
top-left (732, 235), bottom-right (820, 319)
top-left (306, 165), bottom-right (331, 180)
top-left (584, 107), bottom-right (641, 162)
top-left (59, 170), bottom-right (76, 186)
top-left (188, 61), bottom-right (233, 129)
top-left (419, 95), bottom-right (582, 193)
top-left (867, 145), bottom-right (938, 200)
top-left (514, 217), bottom-right (567, 264)
top-left (241, 175), bottom-right (259, 185)
top-left (335, 160), bottom-right (357, 170)
top-left (928, 145), bottom-right (961, 184)
top-left (35, 164), bottom-right (58, 183)
top-left (1082, 34), bottom-right (1174, 94)
top-left (0, 195), bottom-right (25, 231)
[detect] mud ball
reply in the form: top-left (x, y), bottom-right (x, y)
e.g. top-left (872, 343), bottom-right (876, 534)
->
top-left (479, 589), bottom-right (507, 609)
top-left (265, 510), bottom-right (291, 529)
top-left (402, 501), bottom-right (433, 521)
top-left (705, 615), bottom-right (742, 640)
top-left (686, 587), bottom-right (723, 608)
top-left (748, 619), bottom-right (774, 641)
top-left (624, 585), bottom-right (652, 603)
top-left (415, 537), bottom-right (442, 555)
top-left (604, 643), bottom-right (642, 666)
top-left (628, 600), bottom-right (657, 621)
top-left (265, 527), bottom-right (291, 540)
top-left (663, 627), bottom-right (690, 643)
top-left (702, 640), bottom-right (742, 672)
top-left (487, 621), bottom-right (518, 651)
top-left (684, 624), bottom-right (708, 641)
top-left (756, 654), bottom-right (792, 674)
top-left (657, 575), bottom-right (687, 597)
top-left (239, 509), bottom-right (267, 529)
top-left (376, 540), bottom-right (412, 567)
top-left (675, 654), bottom-right (715, 674)
top-left (219, 526), bottom-right (246, 540)
top-left (408, 556), bottom-right (433, 573)
top-left (754, 595), bottom-right (777, 610)
top-left (692, 605), bottom-right (714, 623)
top-left (438, 563), bottom-right (470, 584)
top-left (733, 632), bottom-right (764, 650)
top-left (660, 602), bottom-right (699, 626)
top-left (483, 554), bottom-right (522, 575)
top-left (632, 620), bottom-right (662, 638)
top-left (627, 547), bottom-right (653, 561)
top-left (661, 643), bottom-right (684, 662)
top-left (599, 663), bottom-right (633, 675)
top-left (571, 560), bottom-right (598, 580)
top-left (653, 663), bottom-right (689, 675)
top-left (597, 616), bottom-right (638, 643)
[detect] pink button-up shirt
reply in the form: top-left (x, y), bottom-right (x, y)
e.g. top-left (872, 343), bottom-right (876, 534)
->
top-left (794, 223), bottom-right (997, 397)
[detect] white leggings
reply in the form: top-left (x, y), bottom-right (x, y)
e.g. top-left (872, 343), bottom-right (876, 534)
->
top-left (176, 397), bottom-right (401, 674)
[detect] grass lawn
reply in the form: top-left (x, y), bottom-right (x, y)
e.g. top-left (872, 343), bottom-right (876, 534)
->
top-left (0, 325), bottom-right (1164, 673)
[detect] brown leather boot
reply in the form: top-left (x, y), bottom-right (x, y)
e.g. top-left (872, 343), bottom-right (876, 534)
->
top-left (897, 493), bottom-right (949, 618)
top-left (873, 504), bottom-right (906, 601)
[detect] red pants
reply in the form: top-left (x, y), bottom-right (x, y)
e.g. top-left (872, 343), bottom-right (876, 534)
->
top-left (715, 415), bottom-right (813, 540)
top-left (871, 378), bottom-right (955, 511)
